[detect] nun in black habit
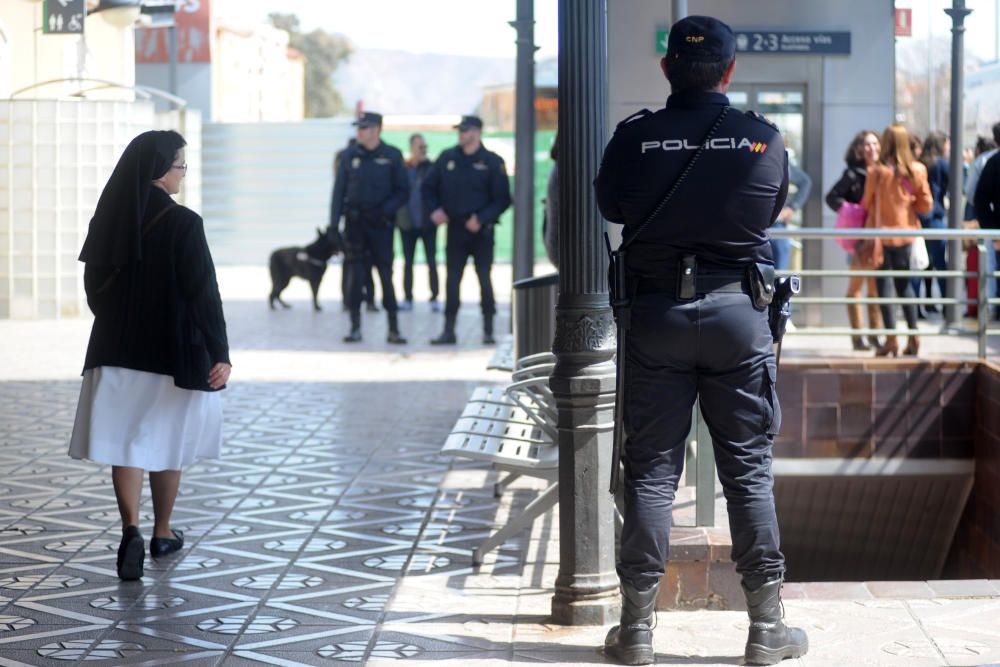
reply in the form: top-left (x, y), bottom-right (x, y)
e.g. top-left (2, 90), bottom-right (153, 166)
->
top-left (69, 130), bottom-right (231, 581)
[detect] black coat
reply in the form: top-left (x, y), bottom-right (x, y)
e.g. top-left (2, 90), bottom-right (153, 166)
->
top-left (82, 187), bottom-right (229, 391)
top-left (974, 152), bottom-right (1000, 229)
top-left (825, 165), bottom-right (868, 212)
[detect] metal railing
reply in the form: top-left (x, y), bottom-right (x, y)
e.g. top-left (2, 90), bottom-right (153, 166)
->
top-left (769, 226), bottom-right (1000, 359)
top-left (689, 226), bottom-right (1000, 527)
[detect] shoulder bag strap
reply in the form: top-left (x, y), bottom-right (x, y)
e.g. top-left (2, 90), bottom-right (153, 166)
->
top-left (143, 203), bottom-right (178, 237)
top-left (620, 106), bottom-right (730, 252)
top-left (93, 203), bottom-right (179, 295)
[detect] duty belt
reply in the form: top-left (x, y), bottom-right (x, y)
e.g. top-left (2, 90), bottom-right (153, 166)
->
top-left (634, 273), bottom-right (747, 297)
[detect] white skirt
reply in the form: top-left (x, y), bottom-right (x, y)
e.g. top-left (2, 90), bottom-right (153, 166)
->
top-left (68, 366), bottom-right (222, 471)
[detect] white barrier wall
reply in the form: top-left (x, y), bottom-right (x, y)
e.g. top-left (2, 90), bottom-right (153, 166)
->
top-left (0, 100), bottom-right (155, 319)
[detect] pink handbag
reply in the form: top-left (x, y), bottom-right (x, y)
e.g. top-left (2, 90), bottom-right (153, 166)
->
top-left (834, 202), bottom-right (866, 251)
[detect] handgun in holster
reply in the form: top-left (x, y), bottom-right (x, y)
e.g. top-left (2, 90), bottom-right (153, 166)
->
top-left (769, 275), bottom-right (800, 344)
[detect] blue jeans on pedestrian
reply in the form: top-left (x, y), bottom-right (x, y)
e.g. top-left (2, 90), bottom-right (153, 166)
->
top-left (769, 223), bottom-right (791, 272)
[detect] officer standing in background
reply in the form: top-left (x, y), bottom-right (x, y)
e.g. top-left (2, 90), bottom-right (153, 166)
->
top-left (328, 111), bottom-right (409, 344)
top-left (333, 138), bottom-right (377, 313)
top-left (424, 115), bottom-right (511, 345)
top-left (595, 16), bottom-right (807, 666)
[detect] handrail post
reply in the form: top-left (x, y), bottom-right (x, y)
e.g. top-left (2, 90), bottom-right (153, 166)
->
top-left (694, 405), bottom-right (715, 527)
top-left (978, 240), bottom-right (989, 359)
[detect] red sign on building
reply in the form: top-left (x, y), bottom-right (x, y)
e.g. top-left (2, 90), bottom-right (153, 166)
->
top-left (136, 0), bottom-right (212, 64)
top-left (895, 8), bottom-right (913, 37)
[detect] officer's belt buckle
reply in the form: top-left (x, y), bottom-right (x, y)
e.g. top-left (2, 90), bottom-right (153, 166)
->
top-left (677, 254), bottom-right (697, 301)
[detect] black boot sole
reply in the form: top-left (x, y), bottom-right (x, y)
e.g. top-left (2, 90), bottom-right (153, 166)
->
top-left (117, 534), bottom-right (145, 581)
top-left (605, 645), bottom-right (654, 665)
top-left (745, 639), bottom-right (809, 665)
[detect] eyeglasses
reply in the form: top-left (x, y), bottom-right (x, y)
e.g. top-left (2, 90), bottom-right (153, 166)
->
top-left (171, 163), bottom-right (188, 173)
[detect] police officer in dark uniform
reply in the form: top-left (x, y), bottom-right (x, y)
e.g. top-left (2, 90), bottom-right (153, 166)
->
top-left (328, 112), bottom-right (409, 344)
top-left (424, 115), bottom-right (511, 345)
top-left (595, 17), bottom-right (808, 666)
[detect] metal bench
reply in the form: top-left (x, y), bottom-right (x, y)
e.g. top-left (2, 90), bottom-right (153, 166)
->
top-left (442, 353), bottom-right (560, 564)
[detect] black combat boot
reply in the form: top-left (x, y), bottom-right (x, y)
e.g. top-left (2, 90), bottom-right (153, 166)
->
top-left (604, 581), bottom-right (657, 665)
top-left (743, 578), bottom-right (809, 665)
top-left (431, 315), bottom-right (457, 345)
top-left (343, 311), bottom-right (362, 343)
top-left (483, 314), bottom-right (495, 345)
top-left (386, 312), bottom-right (407, 345)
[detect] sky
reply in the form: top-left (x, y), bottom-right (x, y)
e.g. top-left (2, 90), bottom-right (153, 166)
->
top-left (904, 0), bottom-right (1000, 61)
top-left (212, 0), bottom-right (1000, 63)
top-left (213, 0), bottom-right (560, 59)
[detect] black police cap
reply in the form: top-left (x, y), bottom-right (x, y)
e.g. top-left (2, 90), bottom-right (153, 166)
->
top-left (454, 115), bottom-right (483, 131)
top-left (352, 111), bottom-right (383, 128)
top-left (666, 15), bottom-right (736, 63)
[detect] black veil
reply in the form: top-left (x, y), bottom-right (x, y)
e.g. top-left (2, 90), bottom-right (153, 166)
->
top-left (79, 130), bottom-right (184, 267)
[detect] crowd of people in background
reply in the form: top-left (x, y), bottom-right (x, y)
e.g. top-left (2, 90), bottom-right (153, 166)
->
top-left (326, 112), bottom-right (511, 346)
top-left (825, 121), bottom-right (1000, 357)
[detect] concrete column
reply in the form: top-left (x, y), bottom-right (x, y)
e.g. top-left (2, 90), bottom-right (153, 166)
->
top-left (511, 0), bottom-right (536, 281)
top-left (550, 0), bottom-right (620, 626)
top-left (945, 0), bottom-right (972, 327)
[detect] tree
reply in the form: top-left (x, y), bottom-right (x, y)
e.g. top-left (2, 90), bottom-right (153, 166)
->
top-left (269, 13), bottom-right (353, 118)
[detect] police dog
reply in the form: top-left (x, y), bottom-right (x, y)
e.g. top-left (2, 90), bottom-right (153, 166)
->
top-left (268, 228), bottom-right (339, 311)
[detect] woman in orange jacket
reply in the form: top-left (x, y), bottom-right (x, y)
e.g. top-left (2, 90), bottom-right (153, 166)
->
top-left (861, 124), bottom-right (934, 357)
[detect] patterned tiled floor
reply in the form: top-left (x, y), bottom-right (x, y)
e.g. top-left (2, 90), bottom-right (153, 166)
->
top-left (3, 264), bottom-right (1000, 666)
top-left (0, 375), bottom-right (555, 665)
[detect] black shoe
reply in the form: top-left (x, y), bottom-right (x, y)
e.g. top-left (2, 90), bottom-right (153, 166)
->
top-left (483, 333), bottom-right (496, 345)
top-left (150, 529), bottom-right (184, 558)
top-left (117, 525), bottom-right (144, 581)
top-left (343, 328), bottom-right (362, 343)
top-left (430, 299), bottom-right (441, 312)
top-left (604, 582), bottom-right (658, 665)
top-left (743, 578), bottom-right (809, 665)
top-left (366, 302), bottom-right (379, 312)
top-left (430, 331), bottom-right (457, 345)
top-left (387, 331), bottom-right (408, 345)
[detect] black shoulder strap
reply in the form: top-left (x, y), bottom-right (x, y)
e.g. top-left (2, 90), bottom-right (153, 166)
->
top-left (143, 203), bottom-right (178, 237)
top-left (93, 203), bottom-right (179, 296)
top-left (620, 106), bottom-right (730, 252)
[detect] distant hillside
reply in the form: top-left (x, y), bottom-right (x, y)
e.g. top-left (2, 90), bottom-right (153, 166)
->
top-left (333, 49), bottom-right (515, 116)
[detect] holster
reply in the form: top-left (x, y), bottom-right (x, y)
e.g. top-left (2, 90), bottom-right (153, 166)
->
top-left (768, 275), bottom-right (801, 343)
top-left (747, 262), bottom-right (776, 310)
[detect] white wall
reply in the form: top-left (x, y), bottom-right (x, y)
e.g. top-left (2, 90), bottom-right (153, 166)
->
top-left (0, 100), bottom-right (156, 319)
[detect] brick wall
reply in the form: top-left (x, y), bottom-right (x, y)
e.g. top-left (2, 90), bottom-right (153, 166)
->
top-left (776, 359), bottom-right (977, 460)
top-left (945, 362), bottom-right (1000, 578)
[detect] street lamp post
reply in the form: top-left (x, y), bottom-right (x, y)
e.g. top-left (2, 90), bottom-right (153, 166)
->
top-left (945, 0), bottom-right (972, 327)
top-left (511, 0), bottom-right (536, 282)
top-left (549, 0), bottom-right (620, 626)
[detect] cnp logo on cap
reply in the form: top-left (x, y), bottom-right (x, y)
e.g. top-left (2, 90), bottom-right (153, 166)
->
top-left (666, 15), bottom-right (736, 62)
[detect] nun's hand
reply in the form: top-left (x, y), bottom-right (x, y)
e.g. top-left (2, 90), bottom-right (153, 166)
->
top-left (208, 363), bottom-right (232, 389)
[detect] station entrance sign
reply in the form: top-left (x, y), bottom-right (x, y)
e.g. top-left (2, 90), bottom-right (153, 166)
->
top-left (734, 31), bottom-right (851, 55)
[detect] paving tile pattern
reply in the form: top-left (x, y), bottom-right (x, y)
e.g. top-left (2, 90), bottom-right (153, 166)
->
top-left (2, 266), bottom-right (1000, 666)
top-left (0, 377), bottom-right (527, 665)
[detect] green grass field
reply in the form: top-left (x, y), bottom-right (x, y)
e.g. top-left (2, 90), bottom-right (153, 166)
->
top-left (380, 129), bottom-right (557, 263)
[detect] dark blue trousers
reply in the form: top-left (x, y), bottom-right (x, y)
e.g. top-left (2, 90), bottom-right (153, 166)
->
top-left (619, 288), bottom-right (785, 591)
top-left (444, 224), bottom-right (495, 318)
top-left (344, 222), bottom-right (398, 317)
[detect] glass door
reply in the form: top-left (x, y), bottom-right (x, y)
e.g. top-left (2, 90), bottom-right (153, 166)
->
top-left (728, 86), bottom-right (808, 268)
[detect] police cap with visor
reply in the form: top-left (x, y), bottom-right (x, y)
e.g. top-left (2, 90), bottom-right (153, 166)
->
top-left (666, 15), bottom-right (736, 63)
